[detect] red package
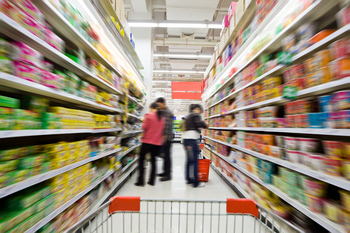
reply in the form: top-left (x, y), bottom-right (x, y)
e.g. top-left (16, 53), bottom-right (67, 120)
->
top-left (330, 38), bottom-right (350, 60)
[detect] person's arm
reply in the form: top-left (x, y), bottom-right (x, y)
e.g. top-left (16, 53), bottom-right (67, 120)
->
top-left (194, 115), bottom-right (208, 129)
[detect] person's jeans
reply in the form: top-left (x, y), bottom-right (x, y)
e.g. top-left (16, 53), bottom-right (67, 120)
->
top-left (136, 143), bottom-right (161, 185)
top-left (184, 139), bottom-right (199, 187)
top-left (161, 140), bottom-right (172, 177)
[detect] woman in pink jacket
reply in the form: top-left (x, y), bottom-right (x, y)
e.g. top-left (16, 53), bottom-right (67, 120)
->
top-left (135, 102), bottom-right (165, 186)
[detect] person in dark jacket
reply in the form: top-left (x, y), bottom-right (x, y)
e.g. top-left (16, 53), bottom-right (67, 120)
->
top-left (156, 97), bottom-right (174, 181)
top-left (183, 104), bottom-right (207, 188)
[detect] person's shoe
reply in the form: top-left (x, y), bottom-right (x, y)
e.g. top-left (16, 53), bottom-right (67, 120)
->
top-left (147, 181), bottom-right (155, 186)
top-left (134, 182), bottom-right (144, 187)
top-left (194, 183), bottom-right (205, 188)
top-left (157, 173), bottom-right (166, 177)
top-left (186, 180), bottom-right (194, 185)
top-left (160, 176), bottom-right (171, 182)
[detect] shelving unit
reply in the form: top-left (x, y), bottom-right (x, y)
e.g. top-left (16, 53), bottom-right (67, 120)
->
top-left (203, 0), bottom-right (350, 232)
top-left (204, 145), bottom-right (345, 233)
top-left (204, 136), bottom-right (350, 191)
top-left (0, 148), bottom-right (122, 199)
top-left (0, 0), bottom-right (145, 231)
top-left (0, 128), bottom-right (122, 139)
top-left (25, 169), bottom-right (115, 233)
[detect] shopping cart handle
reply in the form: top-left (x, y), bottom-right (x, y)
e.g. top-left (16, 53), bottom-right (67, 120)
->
top-left (109, 196), bottom-right (141, 214)
top-left (226, 198), bottom-right (259, 218)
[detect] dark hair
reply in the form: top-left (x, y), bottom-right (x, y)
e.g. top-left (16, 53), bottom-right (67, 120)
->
top-left (182, 117), bottom-right (185, 120)
top-left (150, 102), bottom-right (162, 120)
top-left (190, 104), bottom-right (203, 113)
top-left (156, 97), bottom-right (166, 104)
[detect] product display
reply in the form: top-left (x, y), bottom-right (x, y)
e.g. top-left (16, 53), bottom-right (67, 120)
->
top-left (0, 0), bottom-right (144, 231)
top-left (203, 0), bottom-right (350, 232)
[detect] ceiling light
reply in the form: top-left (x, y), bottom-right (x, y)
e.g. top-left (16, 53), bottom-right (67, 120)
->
top-left (128, 20), bottom-right (221, 29)
top-left (158, 23), bottom-right (207, 28)
top-left (128, 22), bottom-right (158, 27)
top-left (153, 53), bottom-right (211, 59)
top-left (153, 70), bottom-right (205, 74)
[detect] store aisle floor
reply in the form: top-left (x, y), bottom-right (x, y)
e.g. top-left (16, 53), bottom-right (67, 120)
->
top-left (117, 143), bottom-right (238, 200)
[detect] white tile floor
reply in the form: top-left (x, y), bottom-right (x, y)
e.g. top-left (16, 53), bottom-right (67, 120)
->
top-left (117, 143), bottom-right (238, 200)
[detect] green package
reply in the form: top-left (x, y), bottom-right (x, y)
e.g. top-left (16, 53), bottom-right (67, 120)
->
top-left (0, 95), bottom-right (19, 109)
top-left (0, 160), bottom-right (18, 173)
top-left (0, 174), bottom-right (11, 188)
top-left (0, 203), bottom-right (36, 232)
top-left (18, 154), bottom-right (46, 169)
top-left (35, 194), bottom-right (55, 212)
top-left (40, 162), bottom-right (53, 173)
top-left (7, 187), bottom-right (50, 210)
top-left (7, 169), bottom-right (33, 184)
top-left (41, 112), bottom-right (60, 129)
top-left (0, 107), bottom-right (14, 130)
top-left (21, 96), bottom-right (49, 113)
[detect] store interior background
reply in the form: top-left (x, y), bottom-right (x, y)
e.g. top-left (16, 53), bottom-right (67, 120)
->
top-left (125, 0), bottom-right (227, 117)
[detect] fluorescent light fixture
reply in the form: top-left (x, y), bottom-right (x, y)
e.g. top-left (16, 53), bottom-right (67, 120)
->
top-left (128, 22), bottom-right (158, 27)
top-left (153, 70), bottom-right (205, 74)
top-left (158, 23), bottom-right (207, 28)
top-left (208, 24), bottom-right (222, 29)
top-left (154, 53), bottom-right (212, 59)
top-left (128, 20), bottom-right (222, 29)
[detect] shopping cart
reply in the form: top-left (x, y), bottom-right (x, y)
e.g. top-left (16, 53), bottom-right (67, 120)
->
top-left (66, 196), bottom-right (303, 233)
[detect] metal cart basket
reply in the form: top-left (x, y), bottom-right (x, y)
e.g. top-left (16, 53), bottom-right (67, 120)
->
top-left (66, 196), bottom-right (303, 233)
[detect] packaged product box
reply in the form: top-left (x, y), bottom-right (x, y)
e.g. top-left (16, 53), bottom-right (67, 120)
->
top-left (18, 154), bottom-right (45, 169)
top-left (11, 41), bottom-right (43, 68)
top-left (331, 58), bottom-right (350, 79)
top-left (21, 96), bottom-right (49, 113)
top-left (330, 38), bottom-right (350, 60)
top-left (14, 61), bottom-right (41, 83)
top-left (314, 49), bottom-right (331, 68)
top-left (0, 56), bottom-right (15, 75)
top-left (0, 95), bottom-right (19, 108)
top-left (0, 38), bottom-right (19, 59)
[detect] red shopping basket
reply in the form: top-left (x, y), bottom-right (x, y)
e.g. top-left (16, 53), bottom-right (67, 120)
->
top-left (199, 143), bottom-right (211, 182)
top-left (198, 158), bottom-right (211, 182)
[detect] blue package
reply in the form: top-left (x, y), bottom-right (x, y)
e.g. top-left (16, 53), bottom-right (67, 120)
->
top-left (319, 95), bottom-right (332, 112)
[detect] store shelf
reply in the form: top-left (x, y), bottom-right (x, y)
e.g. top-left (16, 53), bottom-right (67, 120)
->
top-left (128, 94), bottom-right (144, 108)
top-left (127, 113), bottom-right (141, 120)
top-left (208, 76), bottom-right (350, 118)
top-left (208, 23), bottom-right (350, 108)
top-left (204, 136), bottom-right (350, 191)
top-left (0, 128), bottom-right (122, 139)
top-left (208, 127), bottom-right (350, 137)
top-left (25, 169), bottom-right (115, 233)
top-left (205, 146), bottom-right (346, 233)
top-left (33, 0), bottom-right (121, 76)
top-left (0, 148), bottom-right (121, 199)
top-left (204, 0), bottom-right (338, 99)
top-left (85, 158), bottom-right (138, 215)
top-left (0, 73), bottom-right (122, 113)
top-left (210, 163), bottom-right (251, 199)
top-left (0, 13), bottom-right (122, 95)
top-left (122, 144), bottom-right (141, 157)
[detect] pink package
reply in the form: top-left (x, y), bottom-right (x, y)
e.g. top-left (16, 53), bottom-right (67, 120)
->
top-left (11, 0), bottom-right (45, 24)
top-left (222, 15), bottom-right (230, 28)
top-left (18, 8), bottom-right (45, 39)
top-left (15, 61), bottom-right (41, 83)
top-left (11, 41), bottom-right (43, 67)
top-left (41, 60), bottom-right (53, 71)
top-left (330, 38), bottom-right (350, 60)
top-left (44, 27), bottom-right (65, 52)
top-left (41, 70), bottom-right (63, 89)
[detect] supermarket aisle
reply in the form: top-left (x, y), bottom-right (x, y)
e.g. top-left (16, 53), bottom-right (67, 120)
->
top-left (117, 143), bottom-right (238, 199)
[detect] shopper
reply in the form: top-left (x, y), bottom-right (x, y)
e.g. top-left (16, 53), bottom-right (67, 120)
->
top-left (179, 117), bottom-right (186, 144)
top-left (156, 97), bottom-right (174, 181)
top-left (135, 102), bottom-right (165, 187)
top-left (183, 104), bottom-right (208, 188)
